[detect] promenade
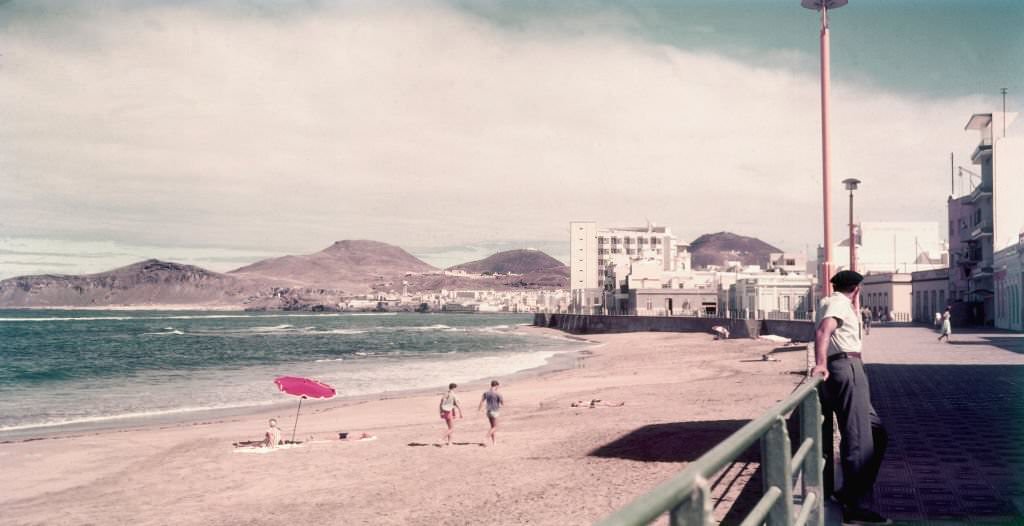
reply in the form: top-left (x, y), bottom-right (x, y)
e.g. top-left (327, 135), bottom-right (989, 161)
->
top-left (856, 325), bottom-right (1024, 525)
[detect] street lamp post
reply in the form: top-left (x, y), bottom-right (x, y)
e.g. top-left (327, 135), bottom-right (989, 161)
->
top-left (802, 0), bottom-right (848, 297)
top-left (842, 178), bottom-right (861, 272)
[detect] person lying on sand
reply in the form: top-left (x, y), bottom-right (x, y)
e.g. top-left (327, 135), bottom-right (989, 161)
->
top-left (571, 399), bottom-right (625, 408)
top-left (340, 432), bottom-right (377, 441)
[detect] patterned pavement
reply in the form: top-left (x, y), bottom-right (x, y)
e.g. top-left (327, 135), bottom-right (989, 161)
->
top-left (852, 326), bottom-right (1024, 525)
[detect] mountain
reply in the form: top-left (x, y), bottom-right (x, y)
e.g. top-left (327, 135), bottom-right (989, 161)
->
top-left (689, 232), bottom-right (782, 269)
top-left (447, 249), bottom-right (568, 276)
top-left (0, 241), bottom-right (569, 310)
top-left (0, 259), bottom-right (260, 308)
top-left (230, 240), bottom-right (437, 291)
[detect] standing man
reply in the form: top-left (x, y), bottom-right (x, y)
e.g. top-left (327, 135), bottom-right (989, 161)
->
top-left (812, 270), bottom-right (890, 525)
top-left (478, 380), bottom-right (504, 446)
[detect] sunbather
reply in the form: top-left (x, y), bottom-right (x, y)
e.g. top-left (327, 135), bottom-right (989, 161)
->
top-left (571, 399), bottom-right (625, 408)
top-left (264, 418), bottom-right (282, 448)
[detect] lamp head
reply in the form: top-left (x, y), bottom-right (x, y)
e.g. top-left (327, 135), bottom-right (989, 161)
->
top-left (801, 0), bottom-right (849, 10)
top-left (842, 178), bottom-right (861, 191)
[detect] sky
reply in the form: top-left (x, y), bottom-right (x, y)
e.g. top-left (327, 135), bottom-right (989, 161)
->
top-left (1, 0), bottom-right (1022, 278)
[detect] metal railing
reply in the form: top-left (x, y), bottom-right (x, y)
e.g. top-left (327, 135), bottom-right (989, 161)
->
top-left (597, 377), bottom-right (825, 526)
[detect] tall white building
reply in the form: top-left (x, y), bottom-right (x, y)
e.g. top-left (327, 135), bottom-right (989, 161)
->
top-left (569, 221), bottom-right (691, 312)
top-left (832, 221), bottom-right (947, 274)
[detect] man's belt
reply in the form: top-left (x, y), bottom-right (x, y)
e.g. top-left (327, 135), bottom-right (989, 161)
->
top-left (827, 352), bottom-right (862, 363)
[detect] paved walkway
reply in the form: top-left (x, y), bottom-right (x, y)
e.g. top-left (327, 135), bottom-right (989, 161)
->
top-left (851, 325), bottom-right (1024, 525)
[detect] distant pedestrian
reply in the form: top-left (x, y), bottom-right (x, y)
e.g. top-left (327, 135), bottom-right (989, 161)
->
top-left (439, 382), bottom-right (463, 446)
top-left (478, 380), bottom-right (504, 446)
top-left (938, 307), bottom-right (952, 343)
top-left (812, 270), bottom-right (890, 525)
top-left (861, 307), bottom-right (872, 336)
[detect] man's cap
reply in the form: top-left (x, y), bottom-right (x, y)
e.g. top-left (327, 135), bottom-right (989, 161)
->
top-left (830, 270), bottom-right (863, 288)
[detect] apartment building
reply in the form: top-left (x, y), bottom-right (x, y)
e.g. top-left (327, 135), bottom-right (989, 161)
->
top-left (948, 111), bottom-right (1021, 326)
top-left (569, 221), bottom-right (691, 312)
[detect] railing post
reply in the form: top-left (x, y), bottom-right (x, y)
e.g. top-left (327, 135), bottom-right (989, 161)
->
top-left (801, 389), bottom-right (826, 526)
top-left (669, 476), bottom-right (711, 526)
top-left (761, 416), bottom-right (794, 526)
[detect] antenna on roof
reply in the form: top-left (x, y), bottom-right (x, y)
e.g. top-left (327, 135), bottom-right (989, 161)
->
top-left (1001, 87), bottom-right (1009, 138)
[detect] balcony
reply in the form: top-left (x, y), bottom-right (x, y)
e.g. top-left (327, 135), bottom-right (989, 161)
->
top-left (970, 221), bottom-right (993, 240)
top-left (966, 184), bottom-right (993, 203)
top-left (956, 249), bottom-right (982, 267)
top-left (971, 142), bottom-right (993, 164)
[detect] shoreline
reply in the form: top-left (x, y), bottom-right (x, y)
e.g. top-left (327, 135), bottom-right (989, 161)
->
top-left (0, 327), bottom-right (592, 444)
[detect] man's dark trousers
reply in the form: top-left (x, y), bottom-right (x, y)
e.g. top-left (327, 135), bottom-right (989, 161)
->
top-left (821, 355), bottom-right (888, 506)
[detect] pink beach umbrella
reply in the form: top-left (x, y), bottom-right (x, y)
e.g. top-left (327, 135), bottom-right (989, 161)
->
top-left (274, 376), bottom-right (336, 443)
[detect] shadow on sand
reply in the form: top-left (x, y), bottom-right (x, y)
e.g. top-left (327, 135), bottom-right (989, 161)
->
top-left (407, 441), bottom-right (485, 448)
top-left (588, 417), bottom-right (812, 525)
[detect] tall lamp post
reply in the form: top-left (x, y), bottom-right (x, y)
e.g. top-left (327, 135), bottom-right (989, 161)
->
top-left (802, 0), bottom-right (848, 297)
top-left (842, 178), bottom-right (861, 272)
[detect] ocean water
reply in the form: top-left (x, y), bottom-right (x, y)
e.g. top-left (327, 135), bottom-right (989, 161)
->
top-left (0, 311), bottom-right (583, 439)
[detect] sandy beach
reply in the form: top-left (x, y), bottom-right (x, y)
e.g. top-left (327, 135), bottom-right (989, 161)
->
top-left (1, 328), bottom-right (810, 525)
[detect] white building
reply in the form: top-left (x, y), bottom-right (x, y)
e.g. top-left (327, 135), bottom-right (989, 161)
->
top-left (729, 275), bottom-right (814, 320)
top-left (994, 235), bottom-right (1024, 331)
top-left (824, 221), bottom-right (947, 276)
top-left (861, 273), bottom-right (913, 322)
top-left (911, 268), bottom-right (949, 324)
top-left (569, 221), bottom-right (691, 312)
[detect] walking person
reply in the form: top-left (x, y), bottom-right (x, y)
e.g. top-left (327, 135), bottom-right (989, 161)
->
top-left (478, 380), bottom-right (504, 446)
top-left (439, 382), bottom-right (463, 446)
top-left (937, 307), bottom-right (952, 343)
top-left (812, 271), bottom-right (890, 525)
top-left (861, 306), bottom-right (872, 336)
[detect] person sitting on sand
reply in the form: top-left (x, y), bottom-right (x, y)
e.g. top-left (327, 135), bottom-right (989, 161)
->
top-left (478, 380), bottom-right (504, 446)
top-left (571, 399), bottom-right (625, 408)
top-left (439, 382), bottom-right (463, 446)
top-left (264, 418), bottom-right (282, 448)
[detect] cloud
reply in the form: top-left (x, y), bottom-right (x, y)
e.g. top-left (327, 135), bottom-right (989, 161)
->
top-left (0, 1), bottom-right (995, 275)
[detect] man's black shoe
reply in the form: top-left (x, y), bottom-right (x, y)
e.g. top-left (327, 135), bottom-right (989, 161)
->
top-left (842, 506), bottom-right (892, 525)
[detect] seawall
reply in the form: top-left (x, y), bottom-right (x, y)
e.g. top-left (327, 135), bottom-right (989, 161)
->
top-left (533, 313), bottom-right (814, 342)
